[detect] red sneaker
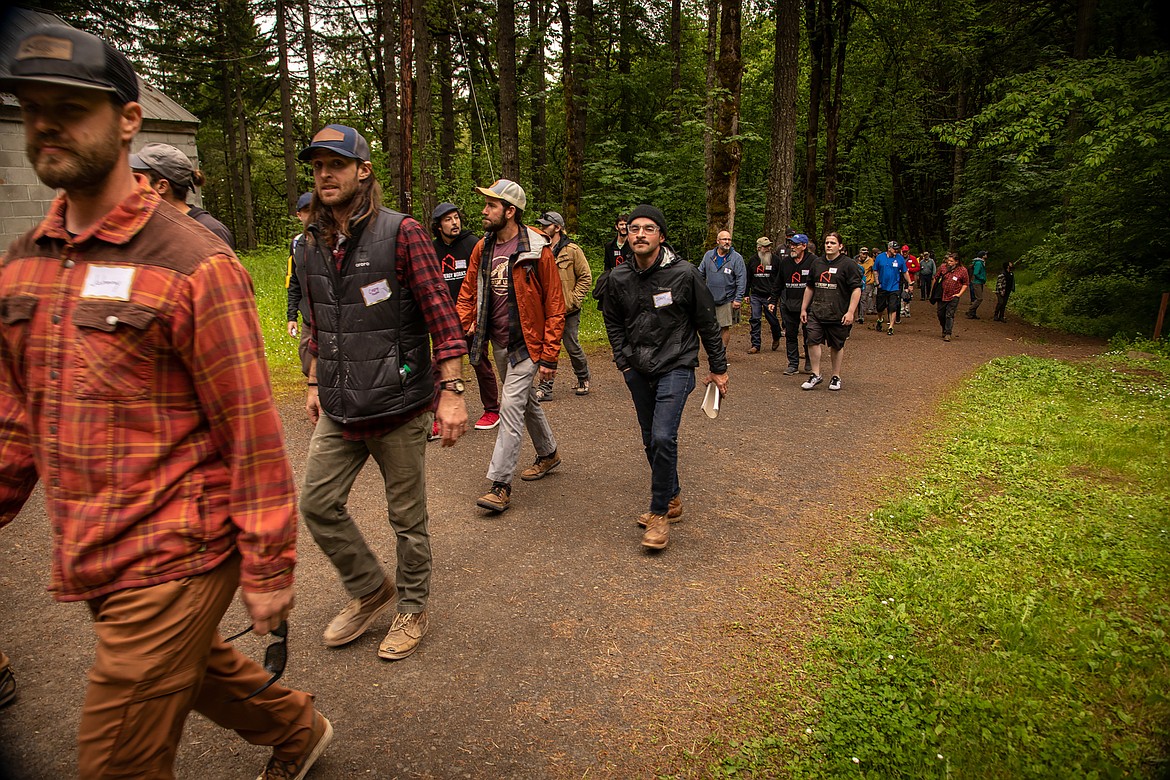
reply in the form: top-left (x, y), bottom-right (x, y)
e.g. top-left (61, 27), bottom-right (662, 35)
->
top-left (474, 411), bottom-right (501, 430)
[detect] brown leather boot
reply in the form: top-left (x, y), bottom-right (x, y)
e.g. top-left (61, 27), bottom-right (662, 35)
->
top-left (641, 514), bottom-right (669, 550)
top-left (638, 495), bottom-right (682, 527)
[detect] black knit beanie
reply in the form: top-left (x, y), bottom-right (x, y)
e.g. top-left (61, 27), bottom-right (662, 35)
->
top-left (626, 204), bottom-right (668, 237)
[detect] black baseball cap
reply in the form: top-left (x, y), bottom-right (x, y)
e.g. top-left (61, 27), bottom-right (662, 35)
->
top-left (298, 124), bottom-right (371, 162)
top-left (0, 25), bottom-right (139, 104)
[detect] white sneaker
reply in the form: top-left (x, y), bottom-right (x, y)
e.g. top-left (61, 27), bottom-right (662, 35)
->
top-left (801, 374), bottom-right (822, 390)
top-left (828, 375), bottom-right (842, 391)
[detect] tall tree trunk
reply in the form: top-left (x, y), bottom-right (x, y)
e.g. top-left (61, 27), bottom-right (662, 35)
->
top-left (379, 2), bottom-right (402, 204)
top-left (617, 0), bottom-right (632, 165)
top-left (415, 0), bottom-right (436, 219)
top-left (561, 0), bottom-right (590, 231)
top-left (437, 30), bottom-right (457, 184)
top-left (1074, 0), bottom-right (1097, 58)
top-left (498, 0), bottom-right (520, 180)
top-left (801, 0), bottom-right (827, 239)
top-left (765, 0), bottom-right (799, 239)
top-left (820, 0), bottom-right (849, 238)
top-left (215, 9), bottom-right (239, 241)
top-left (707, 0), bottom-right (742, 243)
top-left (529, 0), bottom-right (548, 203)
top-left (302, 0), bottom-right (319, 130)
top-left (703, 0), bottom-right (718, 235)
top-left (948, 76), bottom-right (967, 251)
top-left (401, 0), bottom-right (414, 213)
top-left (276, 0), bottom-right (298, 216)
top-left (671, 0), bottom-right (682, 94)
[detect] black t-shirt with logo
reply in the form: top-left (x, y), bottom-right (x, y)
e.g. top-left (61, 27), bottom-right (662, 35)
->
top-left (806, 254), bottom-right (863, 323)
top-left (775, 252), bottom-right (815, 312)
top-left (746, 251), bottom-right (780, 296)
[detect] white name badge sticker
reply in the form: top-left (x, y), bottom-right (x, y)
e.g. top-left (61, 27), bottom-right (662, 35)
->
top-left (455, 259), bottom-right (467, 269)
top-left (828, 267), bottom-right (838, 274)
top-left (801, 269), bottom-right (809, 276)
top-left (653, 291), bottom-right (673, 308)
top-left (723, 267), bottom-right (733, 275)
top-left (952, 275), bottom-right (960, 282)
top-left (765, 265), bottom-right (772, 271)
top-left (361, 279), bottom-right (392, 306)
top-left (81, 266), bottom-right (135, 301)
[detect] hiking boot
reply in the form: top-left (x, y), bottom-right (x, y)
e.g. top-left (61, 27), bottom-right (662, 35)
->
top-left (771, 337), bottom-right (781, 351)
top-left (377, 611), bottom-right (429, 661)
top-left (256, 711), bottom-right (333, 780)
top-left (521, 450), bottom-right (561, 481)
top-left (641, 514), bottom-right (669, 550)
top-left (477, 481), bottom-right (511, 512)
top-left (323, 580), bottom-right (394, 647)
top-left (828, 375), bottom-right (842, 391)
top-left (638, 495), bottom-right (683, 527)
top-left (474, 411), bottom-right (501, 430)
top-left (944, 334), bottom-right (951, 342)
top-left (574, 379), bottom-right (591, 396)
top-left (535, 381), bottom-right (553, 402)
top-left (747, 346), bottom-right (760, 354)
top-left (783, 365), bottom-right (798, 376)
top-left (801, 374), bottom-right (823, 391)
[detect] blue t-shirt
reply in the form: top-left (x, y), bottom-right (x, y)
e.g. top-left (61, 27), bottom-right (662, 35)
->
top-left (874, 252), bottom-right (905, 292)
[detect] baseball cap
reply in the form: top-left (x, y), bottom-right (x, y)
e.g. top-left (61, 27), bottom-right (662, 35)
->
top-left (789, 233), bottom-right (809, 245)
top-left (431, 202), bottom-right (459, 223)
top-left (475, 179), bottom-right (527, 211)
top-left (298, 124), bottom-right (371, 162)
top-left (901, 244), bottom-right (910, 252)
top-left (296, 192), bottom-right (313, 211)
top-left (537, 211), bottom-right (565, 228)
top-left (0, 25), bottom-right (139, 105)
top-left (888, 240), bottom-right (898, 249)
top-left (859, 246), bottom-right (869, 253)
top-left (129, 143), bottom-right (195, 188)
top-left (756, 236), bottom-right (773, 248)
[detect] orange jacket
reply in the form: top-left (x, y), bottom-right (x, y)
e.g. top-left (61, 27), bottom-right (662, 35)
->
top-left (456, 225), bottom-right (565, 368)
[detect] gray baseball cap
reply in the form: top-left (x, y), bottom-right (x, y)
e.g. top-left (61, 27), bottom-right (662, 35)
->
top-left (537, 211), bottom-right (565, 228)
top-left (129, 143), bottom-right (195, 188)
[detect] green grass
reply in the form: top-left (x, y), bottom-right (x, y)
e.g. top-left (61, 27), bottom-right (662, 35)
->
top-left (238, 244), bottom-right (615, 398)
top-left (711, 352), bottom-right (1170, 778)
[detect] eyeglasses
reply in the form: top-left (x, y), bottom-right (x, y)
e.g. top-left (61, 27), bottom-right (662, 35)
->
top-left (226, 621), bottom-right (288, 701)
top-left (627, 224), bottom-right (659, 235)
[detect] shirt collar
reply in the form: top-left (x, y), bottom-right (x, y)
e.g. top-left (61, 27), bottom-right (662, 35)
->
top-left (34, 173), bottom-right (160, 247)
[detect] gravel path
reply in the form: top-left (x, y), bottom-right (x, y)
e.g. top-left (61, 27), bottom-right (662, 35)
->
top-left (0, 307), bottom-right (1103, 779)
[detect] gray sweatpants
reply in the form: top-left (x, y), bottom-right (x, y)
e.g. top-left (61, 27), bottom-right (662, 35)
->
top-left (487, 352), bottom-right (557, 484)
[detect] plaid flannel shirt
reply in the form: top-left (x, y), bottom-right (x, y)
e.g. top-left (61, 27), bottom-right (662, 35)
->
top-left (0, 177), bottom-right (298, 601)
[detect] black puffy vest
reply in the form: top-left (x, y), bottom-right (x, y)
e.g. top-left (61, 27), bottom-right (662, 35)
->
top-left (298, 208), bottom-right (434, 423)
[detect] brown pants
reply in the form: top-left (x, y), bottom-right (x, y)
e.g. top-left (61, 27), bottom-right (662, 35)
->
top-left (79, 557), bottom-right (316, 779)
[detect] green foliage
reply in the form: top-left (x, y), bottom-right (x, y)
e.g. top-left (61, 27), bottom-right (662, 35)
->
top-left (718, 355), bottom-right (1170, 777)
top-left (237, 246), bottom-right (303, 396)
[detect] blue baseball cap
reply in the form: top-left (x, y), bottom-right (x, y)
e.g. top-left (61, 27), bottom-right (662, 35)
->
top-left (789, 233), bottom-right (809, 245)
top-left (298, 124), bottom-right (370, 162)
top-left (296, 192), bottom-right (313, 211)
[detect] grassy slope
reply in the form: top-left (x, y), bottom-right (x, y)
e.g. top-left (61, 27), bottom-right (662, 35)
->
top-left (709, 351), bottom-right (1170, 779)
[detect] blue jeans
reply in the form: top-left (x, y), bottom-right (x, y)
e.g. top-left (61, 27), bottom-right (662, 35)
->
top-left (749, 293), bottom-right (782, 348)
top-left (622, 367), bottom-right (696, 515)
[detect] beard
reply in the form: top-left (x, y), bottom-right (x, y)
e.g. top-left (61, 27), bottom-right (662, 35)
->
top-left (29, 120), bottom-right (123, 192)
top-left (482, 212), bottom-right (508, 233)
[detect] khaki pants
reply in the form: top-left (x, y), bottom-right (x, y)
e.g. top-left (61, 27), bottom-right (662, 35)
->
top-left (79, 557), bottom-right (315, 778)
top-left (300, 412), bottom-right (432, 612)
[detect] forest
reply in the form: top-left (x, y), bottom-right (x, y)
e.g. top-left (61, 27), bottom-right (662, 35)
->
top-left (26, 0), bottom-right (1170, 337)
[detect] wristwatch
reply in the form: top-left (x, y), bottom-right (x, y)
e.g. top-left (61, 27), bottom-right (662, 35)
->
top-left (439, 378), bottom-right (466, 394)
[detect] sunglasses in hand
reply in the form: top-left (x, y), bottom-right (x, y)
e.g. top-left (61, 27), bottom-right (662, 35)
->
top-left (225, 620), bottom-right (288, 701)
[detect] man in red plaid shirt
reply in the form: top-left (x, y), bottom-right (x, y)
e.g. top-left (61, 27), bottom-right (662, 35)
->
top-left (0, 25), bottom-right (330, 779)
top-left (295, 125), bottom-right (469, 662)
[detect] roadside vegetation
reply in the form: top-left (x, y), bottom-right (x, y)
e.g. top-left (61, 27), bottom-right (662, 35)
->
top-left (711, 346), bottom-right (1170, 778)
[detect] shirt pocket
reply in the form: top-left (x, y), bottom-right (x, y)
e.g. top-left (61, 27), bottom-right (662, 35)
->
top-left (0, 295), bottom-right (38, 371)
top-left (72, 300), bottom-right (159, 400)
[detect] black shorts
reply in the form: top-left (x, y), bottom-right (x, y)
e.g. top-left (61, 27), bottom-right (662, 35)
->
top-left (877, 290), bottom-right (901, 313)
top-left (805, 318), bottom-right (852, 350)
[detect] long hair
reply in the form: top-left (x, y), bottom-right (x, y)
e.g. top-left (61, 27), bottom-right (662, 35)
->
top-left (308, 171), bottom-right (384, 246)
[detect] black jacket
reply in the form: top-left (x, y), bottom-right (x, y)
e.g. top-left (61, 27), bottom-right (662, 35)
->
top-left (602, 245), bottom-right (728, 377)
top-left (299, 208), bottom-right (434, 423)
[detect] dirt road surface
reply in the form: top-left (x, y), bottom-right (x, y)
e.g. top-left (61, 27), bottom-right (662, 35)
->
top-left (0, 305), bottom-right (1102, 779)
